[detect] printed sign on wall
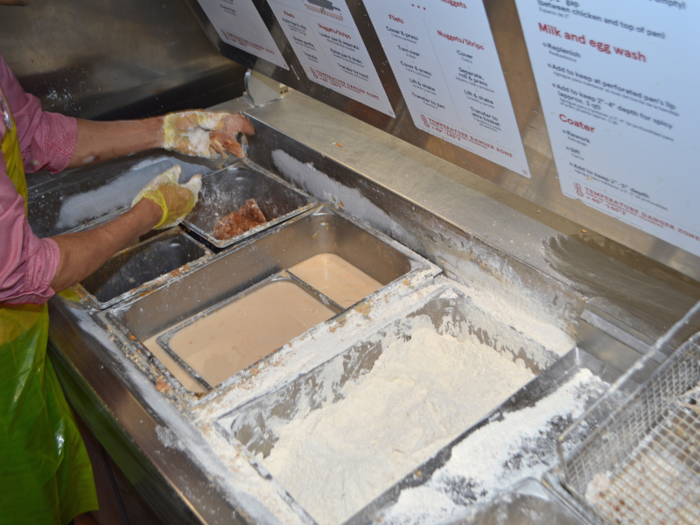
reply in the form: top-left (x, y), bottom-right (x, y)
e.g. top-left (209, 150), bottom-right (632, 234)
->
top-left (514, 0), bottom-right (700, 256)
top-left (197, 0), bottom-right (289, 69)
top-left (364, 0), bottom-right (531, 177)
top-left (267, 0), bottom-right (395, 116)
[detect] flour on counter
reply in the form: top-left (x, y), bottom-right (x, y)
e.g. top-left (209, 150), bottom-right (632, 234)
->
top-left (271, 149), bottom-right (407, 240)
top-left (56, 156), bottom-right (210, 230)
top-left (261, 327), bottom-right (535, 525)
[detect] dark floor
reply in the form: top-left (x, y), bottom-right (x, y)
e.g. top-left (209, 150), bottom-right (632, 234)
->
top-left (75, 415), bottom-right (167, 525)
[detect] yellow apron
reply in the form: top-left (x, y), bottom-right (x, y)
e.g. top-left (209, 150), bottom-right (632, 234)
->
top-left (0, 89), bottom-right (98, 524)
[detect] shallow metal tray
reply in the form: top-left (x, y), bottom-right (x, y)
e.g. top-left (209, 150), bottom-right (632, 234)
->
top-left (77, 228), bottom-right (211, 310)
top-left (104, 205), bottom-right (441, 399)
top-left (28, 153), bottom-right (218, 238)
top-left (216, 279), bottom-right (572, 455)
top-left (155, 271), bottom-right (344, 391)
top-left (183, 163), bottom-right (317, 249)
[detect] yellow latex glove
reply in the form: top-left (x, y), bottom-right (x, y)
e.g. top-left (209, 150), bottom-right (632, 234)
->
top-left (132, 165), bottom-right (202, 229)
top-left (162, 111), bottom-right (255, 160)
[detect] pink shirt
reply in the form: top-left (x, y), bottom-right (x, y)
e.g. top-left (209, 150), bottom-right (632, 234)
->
top-left (0, 52), bottom-right (78, 305)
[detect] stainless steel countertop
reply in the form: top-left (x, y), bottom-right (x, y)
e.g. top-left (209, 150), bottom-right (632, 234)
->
top-left (42, 93), bottom-right (699, 524)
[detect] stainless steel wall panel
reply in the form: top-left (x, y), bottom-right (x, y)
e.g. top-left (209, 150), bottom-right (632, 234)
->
top-left (0, 0), bottom-right (246, 119)
top-left (183, 0), bottom-right (700, 281)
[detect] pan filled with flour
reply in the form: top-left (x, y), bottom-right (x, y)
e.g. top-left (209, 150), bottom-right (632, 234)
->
top-left (215, 278), bottom-right (574, 525)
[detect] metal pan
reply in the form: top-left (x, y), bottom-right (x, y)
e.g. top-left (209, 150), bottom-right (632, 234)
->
top-left (183, 163), bottom-right (317, 249)
top-left (77, 228), bottom-right (211, 309)
top-left (211, 279), bottom-right (622, 524)
top-left (28, 153), bottom-right (220, 238)
top-left (215, 279), bottom-right (568, 458)
top-left (104, 205), bottom-right (440, 398)
top-left (153, 271), bottom-right (344, 391)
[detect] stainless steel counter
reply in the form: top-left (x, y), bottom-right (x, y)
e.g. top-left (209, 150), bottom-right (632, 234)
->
top-left (38, 92), bottom-right (700, 524)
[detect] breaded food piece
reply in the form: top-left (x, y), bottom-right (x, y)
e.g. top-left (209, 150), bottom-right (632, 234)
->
top-left (213, 199), bottom-right (267, 240)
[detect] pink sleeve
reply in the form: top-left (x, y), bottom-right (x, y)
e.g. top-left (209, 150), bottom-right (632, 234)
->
top-left (0, 52), bottom-right (78, 174)
top-left (0, 53), bottom-right (64, 304)
top-left (0, 170), bottom-right (60, 305)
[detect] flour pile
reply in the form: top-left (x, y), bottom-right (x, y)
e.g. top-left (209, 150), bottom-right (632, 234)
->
top-left (56, 157), bottom-right (210, 230)
top-left (382, 368), bottom-right (606, 524)
top-left (261, 327), bottom-right (535, 525)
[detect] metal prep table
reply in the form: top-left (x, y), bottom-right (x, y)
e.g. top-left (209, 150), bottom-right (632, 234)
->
top-left (28, 88), bottom-right (699, 525)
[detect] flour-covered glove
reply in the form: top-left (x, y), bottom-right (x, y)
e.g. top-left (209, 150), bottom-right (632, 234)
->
top-left (162, 111), bottom-right (255, 160)
top-left (132, 165), bottom-right (202, 229)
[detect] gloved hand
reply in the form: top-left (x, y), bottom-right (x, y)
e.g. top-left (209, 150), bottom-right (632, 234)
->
top-left (132, 165), bottom-right (202, 229)
top-left (162, 111), bottom-right (255, 160)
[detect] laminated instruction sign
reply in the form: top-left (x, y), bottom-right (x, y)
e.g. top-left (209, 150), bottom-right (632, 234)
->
top-left (364, 0), bottom-right (531, 177)
top-left (514, 0), bottom-right (700, 256)
top-left (267, 0), bottom-right (395, 116)
top-left (197, 0), bottom-right (289, 69)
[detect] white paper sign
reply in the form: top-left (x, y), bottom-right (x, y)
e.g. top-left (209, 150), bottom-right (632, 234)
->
top-left (514, 0), bottom-right (700, 256)
top-left (267, 0), bottom-right (394, 117)
top-left (364, 0), bottom-right (531, 177)
top-left (197, 0), bottom-right (289, 70)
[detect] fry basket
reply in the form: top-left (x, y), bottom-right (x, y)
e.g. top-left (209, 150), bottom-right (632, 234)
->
top-left (556, 301), bottom-right (700, 525)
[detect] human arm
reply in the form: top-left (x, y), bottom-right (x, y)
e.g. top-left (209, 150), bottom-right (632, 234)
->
top-left (0, 166), bottom-right (156, 303)
top-left (48, 198), bottom-right (162, 292)
top-left (49, 165), bottom-right (201, 291)
top-left (0, 164), bottom-right (199, 302)
top-left (0, 170), bottom-right (61, 304)
top-left (67, 118), bottom-right (164, 168)
top-left (1, 51), bottom-right (254, 175)
top-left (67, 110), bottom-right (255, 168)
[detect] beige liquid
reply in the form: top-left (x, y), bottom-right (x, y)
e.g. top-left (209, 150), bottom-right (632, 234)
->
top-left (143, 336), bottom-right (207, 393)
top-left (147, 281), bottom-right (336, 389)
top-left (289, 253), bottom-right (384, 307)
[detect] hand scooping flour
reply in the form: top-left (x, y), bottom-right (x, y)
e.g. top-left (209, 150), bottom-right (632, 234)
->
top-left (261, 326), bottom-right (535, 525)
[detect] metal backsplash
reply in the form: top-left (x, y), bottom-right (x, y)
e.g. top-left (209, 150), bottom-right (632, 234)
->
top-left (0, 0), bottom-right (247, 120)
top-left (183, 0), bottom-right (700, 282)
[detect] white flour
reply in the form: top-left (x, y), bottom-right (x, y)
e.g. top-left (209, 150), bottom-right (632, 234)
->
top-left (261, 327), bottom-right (535, 525)
top-left (382, 368), bottom-right (606, 524)
top-left (271, 149), bottom-right (407, 240)
top-left (56, 156), bottom-right (210, 230)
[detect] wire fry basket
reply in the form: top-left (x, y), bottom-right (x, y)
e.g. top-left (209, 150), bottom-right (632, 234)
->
top-left (557, 303), bottom-right (700, 525)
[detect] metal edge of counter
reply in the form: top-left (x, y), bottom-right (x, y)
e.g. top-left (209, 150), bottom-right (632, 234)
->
top-left (47, 298), bottom-right (261, 525)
